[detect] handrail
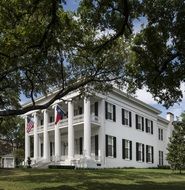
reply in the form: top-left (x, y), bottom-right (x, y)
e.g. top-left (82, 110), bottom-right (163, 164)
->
top-left (35, 114), bottom-right (100, 132)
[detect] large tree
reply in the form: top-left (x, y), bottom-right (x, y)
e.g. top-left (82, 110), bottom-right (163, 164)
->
top-left (167, 120), bottom-right (185, 173)
top-left (0, 116), bottom-right (25, 150)
top-left (0, 0), bottom-right (185, 116)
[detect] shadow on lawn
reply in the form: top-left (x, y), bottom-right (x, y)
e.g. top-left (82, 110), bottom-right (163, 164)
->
top-left (0, 169), bottom-right (185, 190)
top-left (34, 181), bottom-right (185, 190)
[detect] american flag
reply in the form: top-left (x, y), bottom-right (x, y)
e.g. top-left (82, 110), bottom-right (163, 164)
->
top-left (27, 117), bottom-right (34, 133)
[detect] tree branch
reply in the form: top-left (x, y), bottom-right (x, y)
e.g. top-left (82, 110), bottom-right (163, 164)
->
top-left (25, 71), bottom-right (35, 106)
top-left (94, 0), bottom-right (131, 52)
top-left (0, 77), bottom-right (95, 116)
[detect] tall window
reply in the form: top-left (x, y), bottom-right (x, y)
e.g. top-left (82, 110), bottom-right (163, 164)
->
top-left (106, 135), bottom-right (116, 158)
top-left (146, 145), bottom-right (154, 163)
top-left (122, 109), bottom-right (132, 127)
top-left (146, 119), bottom-right (153, 134)
top-left (40, 119), bottom-right (43, 126)
top-left (136, 143), bottom-right (144, 162)
top-left (159, 151), bottom-right (164, 166)
top-left (136, 115), bottom-right (144, 131)
top-left (105, 102), bottom-right (116, 122)
top-left (49, 116), bottom-right (54, 123)
top-left (122, 139), bottom-right (132, 160)
top-left (158, 128), bottom-right (163, 141)
top-left (108, 136), bottom-right (113, 157)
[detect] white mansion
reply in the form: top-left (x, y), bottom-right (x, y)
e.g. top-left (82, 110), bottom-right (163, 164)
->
top-left (24, 88), bottom-right (174, 168)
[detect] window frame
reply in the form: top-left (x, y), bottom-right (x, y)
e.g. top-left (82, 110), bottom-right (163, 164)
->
top-left (107, 103), bottom-right (113, 120)
top-left (146, 119), bottom-right (153, 134)
top-left (158, 128), bottom-right (163, 141)
top-left (138, 143), bottom-right (142, 161)
top-left (136, 142), bottom-right (145, 162)
top-left (137, 116), bottom-right (142, 130)
top-left (108, 136), bottom-right (114, 157)
top-left (105, 102), bottom-right (116, 122)
top-left (123, 139), bottom-right (132, 160)
top-left (124, 110), bottom-right (129, 126)
top-left (106, 135), bottom-right (116, 158)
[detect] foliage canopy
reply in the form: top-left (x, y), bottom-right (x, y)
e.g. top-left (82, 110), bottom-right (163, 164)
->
top-left (0, 0), bottom-right (185, 116)
top-left (167, 118), bottom-right (185, 173)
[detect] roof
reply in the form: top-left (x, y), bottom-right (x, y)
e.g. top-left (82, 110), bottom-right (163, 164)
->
top-left (112, 88), bottom-right (161, 115)
top-left (22, 86), bottom-right (162, 116)
top-left (157, 116), bottom-right (169, 125)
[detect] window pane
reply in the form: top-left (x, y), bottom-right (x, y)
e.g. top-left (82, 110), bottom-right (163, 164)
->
top-left (108, 145), bottom-right (112, 156)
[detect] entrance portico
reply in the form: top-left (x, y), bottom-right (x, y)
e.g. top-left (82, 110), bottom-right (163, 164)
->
top-left (24, 96), bottom-right (102, 167)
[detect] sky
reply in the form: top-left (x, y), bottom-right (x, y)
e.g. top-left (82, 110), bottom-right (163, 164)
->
top-left (21, 1), bottom-right (185, 120)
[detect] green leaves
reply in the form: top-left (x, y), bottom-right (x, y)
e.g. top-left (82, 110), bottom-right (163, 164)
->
top-left (0, 0), bottom-right (185, 115)
top-left (167, 120), bottom-right (185, 173)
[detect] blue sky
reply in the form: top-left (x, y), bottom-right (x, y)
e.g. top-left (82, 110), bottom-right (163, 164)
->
top-left (21, 1), bottom-right (185, 119)
top-left (63, 0), bottom-right (79, 11)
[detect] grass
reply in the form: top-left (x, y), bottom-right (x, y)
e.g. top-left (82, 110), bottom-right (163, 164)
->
top-left (0, 168), bottom-right (185, 190)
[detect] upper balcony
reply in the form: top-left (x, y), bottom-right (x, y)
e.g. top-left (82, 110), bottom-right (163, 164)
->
top-left (29, 114), bottom-right (101, 134)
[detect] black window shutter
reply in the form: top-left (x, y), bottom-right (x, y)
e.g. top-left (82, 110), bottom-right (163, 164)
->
top-left (152, 146), bottom-right (154, 163)
top-left (41, 143), bottom-right (43, 157)
top-left (146, 145), bottom-right (148, 162)
top-left (130, 141), bottom-right (132, 160)
top-left (161, 129), bottom-right (163, 140)
top-left (136, 142), bottom-right (139, 161)
top-left (113, 105), bottom-right (116, 122)
top-left (122, 139), bottom-right (125, 159)
top-left (151, 121), bottom-right (153, 134)
top-left (80, 137), bottom-right (83, 155)
top-left (146, 119), bottom-right (148, 132)
top-left (129, 112), bottom-right (132, 127)
top-left (105, 101), bottom-right (108, 119)
top-left (50, 142), bottom-right (52, 156)
top-left (142, 144), bottom-right (145, 162)
top-left (105, 135), bottom-right (108, 157)
top-left (79, 106), bottom-right (83, 114)
top-left (136, 115), bottom-right (138, 129)
top-left (113, 137), bottom-right (116, 158)
top-left (122, 109), bottom-right (125, 125)
top-left (95, 102), bottom-right (98, 116)
top-left (95, 135), bottom-right (98, 156)
top-left (142, 117), bottom-right (144, 131)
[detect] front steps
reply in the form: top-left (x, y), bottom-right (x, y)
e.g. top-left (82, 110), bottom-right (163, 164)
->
top-left (31, 158), bottom-right (100, 169)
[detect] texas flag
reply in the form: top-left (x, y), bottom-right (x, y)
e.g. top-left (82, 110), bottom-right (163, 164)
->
top-left (55, 105), bottom-right (65, 124)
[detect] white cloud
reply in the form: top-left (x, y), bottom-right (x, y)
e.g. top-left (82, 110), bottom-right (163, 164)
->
top-left (136, 87), bottom-right (157, 104)
top-left (135, 84), bottom-right (185, 119)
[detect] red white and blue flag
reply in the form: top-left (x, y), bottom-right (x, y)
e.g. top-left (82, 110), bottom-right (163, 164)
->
top-left (55, 105), bottom-right (65, 124)
top-left (27, 117), bottom-right (34, 133)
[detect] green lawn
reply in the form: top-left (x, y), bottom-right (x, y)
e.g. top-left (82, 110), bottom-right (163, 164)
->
top-left (0, 168), bottom-right (184, 190)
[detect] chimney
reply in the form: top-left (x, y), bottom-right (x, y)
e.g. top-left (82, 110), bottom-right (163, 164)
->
top-left (166, 112), bottom-right (174, 123)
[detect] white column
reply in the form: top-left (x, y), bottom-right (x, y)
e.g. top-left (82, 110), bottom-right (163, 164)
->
top-left (54, 106), bottom-right (61, 161)
top-left (68, 100), bottom-right (74, 160)
top-left (33, 112), bottom-right (39, 161)
top-left (43, 109), bottom-right (49, 161)
top-left (99, 99), bottom-right (105, 166)
top-left (25, 116), bottom-right (30, 162)
top-left (84, 97), bottom-right (91, 159)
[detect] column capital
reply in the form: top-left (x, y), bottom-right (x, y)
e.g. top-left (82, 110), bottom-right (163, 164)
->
top-left (32, 111), bottom-right (39, 117)
top-left (67, 99), bottom-right (73, 103)
top-left (41, 109), bottom-right (48, 113)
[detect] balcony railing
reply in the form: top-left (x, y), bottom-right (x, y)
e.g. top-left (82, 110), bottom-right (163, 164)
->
top-left (30, 114), bottom-right (100, 134)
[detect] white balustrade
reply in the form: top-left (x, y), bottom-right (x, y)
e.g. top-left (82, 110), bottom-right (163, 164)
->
top-left (34, 114), bottom-right (100, 133)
